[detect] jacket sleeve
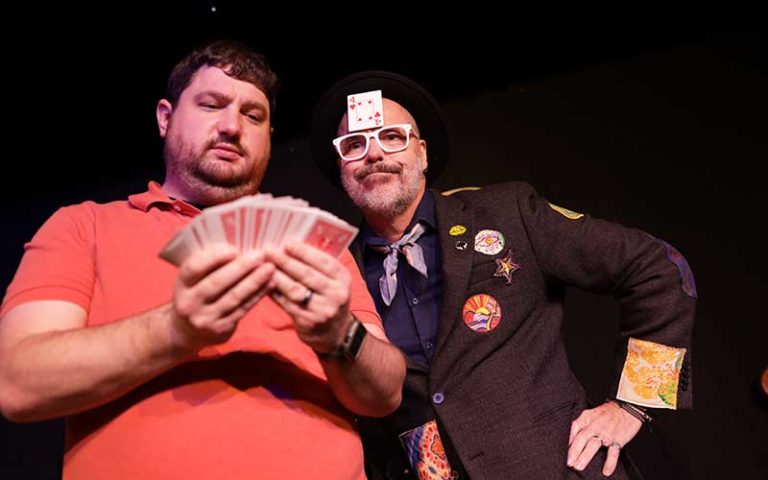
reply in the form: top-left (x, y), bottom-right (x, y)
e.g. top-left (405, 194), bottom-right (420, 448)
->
top-left (513, 181), bottom-right (696, 410)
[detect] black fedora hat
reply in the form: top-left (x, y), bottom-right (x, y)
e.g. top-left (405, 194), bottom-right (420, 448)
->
top-left (310, 70), bottom-right (450, 189)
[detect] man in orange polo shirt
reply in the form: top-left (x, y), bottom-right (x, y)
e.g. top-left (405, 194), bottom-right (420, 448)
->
top-left (0, 40), bottom-right (405, 480)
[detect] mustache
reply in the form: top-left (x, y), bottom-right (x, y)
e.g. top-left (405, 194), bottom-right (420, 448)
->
top-left (207, 135), bottom-right (245, 155)
top-left (354, 163), bottom-right (402, 181)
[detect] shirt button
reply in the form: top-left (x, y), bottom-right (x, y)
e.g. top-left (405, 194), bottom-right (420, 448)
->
top-left (411, 297), bottom-right (420, 305)
top-left (432, 392), bottom-right (445, 405)
top-left (425, 341), bottom-right (433, 351)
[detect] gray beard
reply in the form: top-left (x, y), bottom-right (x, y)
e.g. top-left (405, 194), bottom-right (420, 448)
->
top-left (342, 167), bottom-right (424, 218)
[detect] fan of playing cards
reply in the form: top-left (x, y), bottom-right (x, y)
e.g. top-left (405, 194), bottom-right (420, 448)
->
top-left (159, 194), bottom-right (358, 267)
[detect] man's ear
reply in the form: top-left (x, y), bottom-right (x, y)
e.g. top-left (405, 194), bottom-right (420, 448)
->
top-left (419, 140), bottom-right (429, 171)
top-left (156, 99), bottom-right (173, 138)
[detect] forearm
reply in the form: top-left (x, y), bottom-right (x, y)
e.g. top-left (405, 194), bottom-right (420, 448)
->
top-left (0, 303), bottom-right (192, 422)
top-left (320, 332), bottom-right (405, 418)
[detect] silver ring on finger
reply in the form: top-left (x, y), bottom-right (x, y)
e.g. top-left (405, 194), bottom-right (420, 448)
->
top-left (298, 288), bottom-right (314, 308)
top-left (609, 442), bottom-right (622, 450)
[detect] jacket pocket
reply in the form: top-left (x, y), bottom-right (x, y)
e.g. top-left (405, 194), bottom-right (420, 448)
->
top-left (531, 397), bottom-right (578, 426)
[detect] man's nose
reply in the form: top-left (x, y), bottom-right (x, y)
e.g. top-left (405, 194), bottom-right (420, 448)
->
top-left (364, 136), bottom-right (385, 162)
top-left (217, 106), bottom-right (242, 138)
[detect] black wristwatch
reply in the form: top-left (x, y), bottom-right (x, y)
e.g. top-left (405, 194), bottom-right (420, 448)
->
top-left (338, 317), bottom-right (367, 360)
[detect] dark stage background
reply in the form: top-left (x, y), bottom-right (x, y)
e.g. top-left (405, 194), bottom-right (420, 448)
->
top-left (1, 5), bottom-right (765, 479)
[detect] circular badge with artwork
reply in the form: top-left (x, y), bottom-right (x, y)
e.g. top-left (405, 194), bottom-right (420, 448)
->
top-left (462, 294), bottom-right (502, 333)
top-left (474, 230), bottom-right (505, 255)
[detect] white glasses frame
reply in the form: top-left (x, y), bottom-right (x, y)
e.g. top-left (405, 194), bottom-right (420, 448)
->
top-left (332, 123), bottom-right (419, 162)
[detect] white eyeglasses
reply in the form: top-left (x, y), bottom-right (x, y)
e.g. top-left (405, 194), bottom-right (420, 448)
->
top-left (332, 124), bottom-right (419, 162)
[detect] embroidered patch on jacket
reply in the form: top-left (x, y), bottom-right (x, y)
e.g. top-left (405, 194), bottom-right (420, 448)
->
top-left (474, 229), bottom-right (505, 255)
top-left (617, 338), bottom-right (687, 409)
top-left (494, 249), bottom-right (520, 285)
top-left (659, 240), bottom-right (697, 298)
top-left (399, 419), bottom-right (454, 480)
top-left (449, 224), bottom-right (467, 236)
top-left (462, 294), bottom-right (502, 333)
top-left (548, 202), bottom-right (584, 219)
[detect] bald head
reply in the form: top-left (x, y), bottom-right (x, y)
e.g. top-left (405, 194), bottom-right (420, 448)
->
top-left (335, 98), bottom-right (428, 223)
top-left (337, 99), bottom-right (421, 137)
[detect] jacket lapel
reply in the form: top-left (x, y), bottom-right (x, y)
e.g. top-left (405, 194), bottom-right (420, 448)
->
top-left (432, 190), bottom-right (475, 370)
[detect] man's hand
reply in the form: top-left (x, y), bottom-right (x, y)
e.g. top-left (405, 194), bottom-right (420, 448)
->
top-left (171, 246), bottom-right (275, 351)
top-left (265, 242), bottom-right (352, 354)
top-left (567, 400), bottom-right (642, 476)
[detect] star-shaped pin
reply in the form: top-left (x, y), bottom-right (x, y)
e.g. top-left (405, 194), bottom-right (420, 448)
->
top-left (494, 249), bottom-right (520, 285)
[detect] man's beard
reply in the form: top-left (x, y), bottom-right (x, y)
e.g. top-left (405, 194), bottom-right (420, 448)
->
top-left (342, 159), bottom-right (425, 218)
top-left (164, 133), bottom-right (264, 206)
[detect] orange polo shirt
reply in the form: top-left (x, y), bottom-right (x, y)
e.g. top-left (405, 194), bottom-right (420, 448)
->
top-left (2, 182), bottom-right (380, 480)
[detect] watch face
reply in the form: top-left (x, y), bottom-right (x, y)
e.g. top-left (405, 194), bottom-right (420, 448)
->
top-left (345, 320), bottom-right (367, 360)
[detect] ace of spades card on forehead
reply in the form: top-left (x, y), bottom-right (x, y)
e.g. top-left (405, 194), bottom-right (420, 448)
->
top-left (347, 90), bottom-right (384, 132)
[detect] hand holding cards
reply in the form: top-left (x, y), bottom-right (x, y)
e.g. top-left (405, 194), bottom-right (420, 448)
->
top-left (160, 194), bottom-right (358, 266)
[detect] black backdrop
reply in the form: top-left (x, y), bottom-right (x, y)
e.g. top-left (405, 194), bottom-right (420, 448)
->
top-left (1, 6), bottom-right (765, 479)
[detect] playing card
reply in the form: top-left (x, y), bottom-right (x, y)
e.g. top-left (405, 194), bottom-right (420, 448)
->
top-left (300, 212), bottom-right (359, 257)
top-left (188, 217), bottom-right (209, 248)
top-left (347, 90), bottom-right (384, 132)
top-left (159, 228), bottom-right (198, 267)
top-left (201, 203), bottom-right (237, 247)
top-left (159, 194), bottom-right (358, 266)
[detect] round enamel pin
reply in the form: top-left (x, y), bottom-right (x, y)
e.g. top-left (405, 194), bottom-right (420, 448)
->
top-left (474, 230), bottom-right (505, 255)
top-left (462, 294), bottom-right (502, 333)
top-left (449, 225), bottom-right (467, 236)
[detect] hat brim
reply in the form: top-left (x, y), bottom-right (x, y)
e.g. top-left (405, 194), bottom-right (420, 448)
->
top-left (310, 70), bottom-right (449, 189)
